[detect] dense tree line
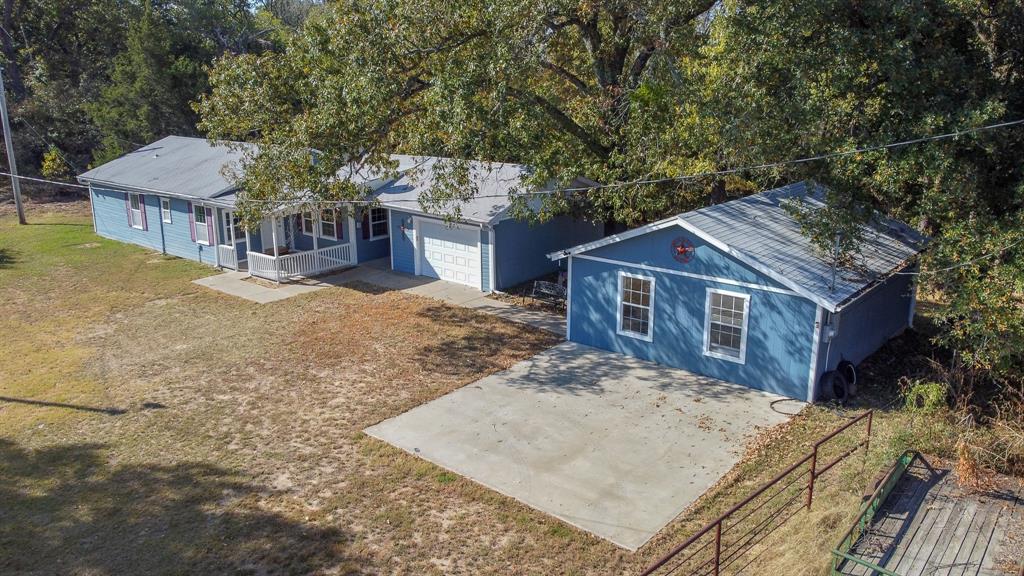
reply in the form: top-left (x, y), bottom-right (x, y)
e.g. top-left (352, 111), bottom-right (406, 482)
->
top-left (0, 0), bottom-right (317, 177)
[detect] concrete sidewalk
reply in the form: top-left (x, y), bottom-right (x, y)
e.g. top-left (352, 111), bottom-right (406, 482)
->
top-left (316, 260), bottom-right (566, 335)
top-left (193, 260), bottom-right (566, 335)
top-left (192, 271), bottom-right (325, 304)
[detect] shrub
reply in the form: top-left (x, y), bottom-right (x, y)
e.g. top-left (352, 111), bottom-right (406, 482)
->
top-left (903, 379), bottom-right (950, 413)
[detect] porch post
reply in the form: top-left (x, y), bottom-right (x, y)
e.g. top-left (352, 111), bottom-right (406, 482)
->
top-left (313, 210), bottom-right (320, 273)
top-left (213, 208), bottom-right (222, 269)
top-left (271, 214), bottom-right (280, 283)
top-left (244, 229), bottom-right (253, 278)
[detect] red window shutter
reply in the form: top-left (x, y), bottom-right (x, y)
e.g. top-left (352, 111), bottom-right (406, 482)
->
top-left (206, 208), bottom-right (214, 243)
top-left (188, 202), bottom-right (196, 241)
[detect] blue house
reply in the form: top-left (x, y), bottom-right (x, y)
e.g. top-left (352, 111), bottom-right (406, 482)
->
top-left (78, 136), bottom-right (603, 291)
top-left (550, 182), bottom-right (926, 402)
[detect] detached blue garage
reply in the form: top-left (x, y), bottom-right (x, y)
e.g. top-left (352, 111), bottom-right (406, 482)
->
top-left (551, 182), bottom-right (926, 401)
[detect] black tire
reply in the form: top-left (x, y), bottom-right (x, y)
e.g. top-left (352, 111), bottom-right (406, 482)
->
top-left (837, 360), bottom-right (858, 397)
top-left (819, 370), bottom-right (850, 403)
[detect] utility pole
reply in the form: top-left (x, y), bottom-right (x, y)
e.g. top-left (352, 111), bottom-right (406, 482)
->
top-left (0, 66), bottom-right (25, 224)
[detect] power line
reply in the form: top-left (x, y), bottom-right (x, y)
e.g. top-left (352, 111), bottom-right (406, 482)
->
top-left (13, 116), bottom-right (80, 172)
top-left (237, 117), bottom-right (1024, 203)
top-left (8, 116), bottom-right (1024, 203)
top-left (895, 237), bottom-right (1023, 276)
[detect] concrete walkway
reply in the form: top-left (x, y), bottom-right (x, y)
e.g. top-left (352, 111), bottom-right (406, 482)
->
top-left (325, 261), bottom-right (565, 335)
top-left (192, 271), bottom-right (325, 304)
top-left (193, 260), bottom-right (565, 335)
top-left (365, 342), bottom-right (794, 550)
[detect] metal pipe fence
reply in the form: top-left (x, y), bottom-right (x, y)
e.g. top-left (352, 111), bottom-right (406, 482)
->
top-left (639, 411), bottom-right (874, 576)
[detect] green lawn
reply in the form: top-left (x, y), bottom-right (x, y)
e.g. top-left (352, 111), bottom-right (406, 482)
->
top-left (0, 201), bottom-right (987, 575)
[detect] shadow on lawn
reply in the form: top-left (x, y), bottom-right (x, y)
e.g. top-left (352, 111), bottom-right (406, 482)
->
top-left (0, 439), bottom-right (364, 574)
top-left (0, 246), bottom-right (17, 269)
top-left (413, 303), bottom-right (559, 379)
top-left (0, 396), bottom-right (128, 415)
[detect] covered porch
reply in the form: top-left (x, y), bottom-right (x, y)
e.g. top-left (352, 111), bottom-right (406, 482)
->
top-left (212, 201), bottom-right (358, 283)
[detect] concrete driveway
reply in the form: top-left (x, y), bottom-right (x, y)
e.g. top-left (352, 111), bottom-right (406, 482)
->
top-left (365, 342), bottom-right (794, 550)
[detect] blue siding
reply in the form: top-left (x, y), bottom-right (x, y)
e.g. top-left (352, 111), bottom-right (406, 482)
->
top-left (287, 213), bottom-right (351, 252)
top-left (480, 229), bottom-right (492, 292)
top-left (587, 226), bottom-right (790, 289)
top-left (91, 187), bottom-right (163, 251)
top-left (355, 210), bottom-right (391, 263)
top-left (91, 186), bottom-right (218, 266)
top-left (163, 197), bottom-right (216, 265)
top-left (568, 225), bottom-right (817, 399)
top-left (815, 267), bottom-right (916, 385)
top-left (492, 215), bottom-right (603, 290)
top-left (389, 209), bottom-right (417, 274)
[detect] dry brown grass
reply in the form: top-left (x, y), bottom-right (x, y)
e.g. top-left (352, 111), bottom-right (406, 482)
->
top-left (3, 201), bottom-right (971, 576)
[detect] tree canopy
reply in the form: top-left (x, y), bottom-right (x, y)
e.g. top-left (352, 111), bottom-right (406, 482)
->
top-left (197, 0), bottom-right (1024, 379)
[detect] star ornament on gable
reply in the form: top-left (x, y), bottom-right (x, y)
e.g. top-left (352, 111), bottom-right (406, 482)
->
top-left (671, 236), bottom-right (695, 264)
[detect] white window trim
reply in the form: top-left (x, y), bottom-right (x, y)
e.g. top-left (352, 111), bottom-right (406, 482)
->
top-left (129, 193), bottom-right (144, 229)
top-left (703, 287), bottom-right (750, 364)
top-left (320, 209), bottom-right (339, 240)
top-left (300, 212), bottom-right (316, 237)
top-left (616, 271), bottom-right (655, 342)
top-left (222, 211), bottom-right (244, 245)
top-left (160, 197), bottom-right (172, 224)
top-left (194, 205), bottom-right (211, 246)
top-left (300, 210), bottom-right (340, 240)
top-left (368, 207), bottom-right (389, 240)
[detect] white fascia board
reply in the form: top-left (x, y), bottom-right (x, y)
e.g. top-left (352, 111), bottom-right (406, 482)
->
top-left (547, 216), bottom-right (683, 260)
top-left (676, 217), bottom-right (838, 312)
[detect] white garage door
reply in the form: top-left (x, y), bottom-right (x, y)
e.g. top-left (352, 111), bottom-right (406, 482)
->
top-left (419, 220), bottom-right (480, 288)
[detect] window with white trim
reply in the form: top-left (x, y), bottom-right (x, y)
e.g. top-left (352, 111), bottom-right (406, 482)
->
top-left (129, 193), bottom-right (143, 229)
top-left (369, 207), bottom-right (388, 239)
top-left (160, 197), bottom-right (172, 223)
top-left (320, 209), bottom-right (338, 239)
top-left (617, 272), bottom-right (654, 340)
top-left (301, 212), bottom-right (315, 236)
top-left (704, 289), bottom-right (749, 362)
top-left (222, 211), bottom-right (242, 244)
top-left (194, 204), bottom-right (210, 245)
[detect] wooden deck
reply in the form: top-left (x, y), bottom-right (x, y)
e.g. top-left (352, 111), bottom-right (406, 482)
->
top-left (837, 459), bottom-right (1024, 575)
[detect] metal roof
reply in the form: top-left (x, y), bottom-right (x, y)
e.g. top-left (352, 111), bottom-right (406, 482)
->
top-left (553, 181), bottom-right (927, 311)
top-left (78, 136), bottom-right (252, 201)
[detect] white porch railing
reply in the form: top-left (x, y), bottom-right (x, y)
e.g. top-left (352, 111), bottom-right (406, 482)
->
top-left (247, 243), bottom-right (353, 282)
top-left (217, 244), bottom-right (238, 270)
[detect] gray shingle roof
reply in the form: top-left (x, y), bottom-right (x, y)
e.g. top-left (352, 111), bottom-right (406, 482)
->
top-left (78, 136), bottom-right (252, 200)
top-left (372, 157), bottom-right (542, 225)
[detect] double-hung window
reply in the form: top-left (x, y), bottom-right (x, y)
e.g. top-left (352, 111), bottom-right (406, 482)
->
top-left (369, 207), bottom-right (388, 239)
top-left (222, 211), bottom-right (241, 244)
top-left (617, 272), bottom-right (654, 341)
top-left (193, 204), bottom-right (210, 245)
top-left (704, 289), bottom-right (750, 363)
top-left (320, 209), bottom-right (338, 240)
top-left (301, 212), bottom-right (316, 236)
top-left (301, 210), bottom-right (340, 240)
top-left (128, 193), bottom-right (143, 229)
top-left (160, 198), bottom-right (172, 223)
